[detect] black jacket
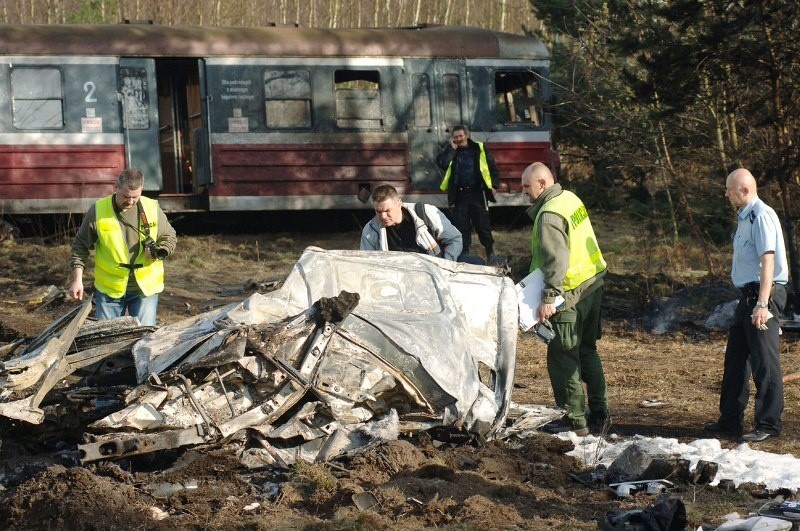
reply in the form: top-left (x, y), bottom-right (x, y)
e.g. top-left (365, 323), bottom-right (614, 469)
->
top-left (436, 138), bottom-right (500, 205)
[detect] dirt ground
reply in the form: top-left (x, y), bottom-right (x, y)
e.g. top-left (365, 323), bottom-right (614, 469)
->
top-left (0, 213), bottom-right (799, 530)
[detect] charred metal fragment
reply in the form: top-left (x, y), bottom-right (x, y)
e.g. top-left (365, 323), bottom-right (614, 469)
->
top-left (0, 300), bottom-right (92, 423)
top-left (72, 316), bottom-right (155, 352)
top-left (0, 338), bottom-right (26, 358)
top-left (5, 249), bottom-right (519, 467)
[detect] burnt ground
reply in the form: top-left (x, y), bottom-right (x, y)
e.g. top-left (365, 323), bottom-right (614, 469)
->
top-left (0, 218), bottom-right (799, 530)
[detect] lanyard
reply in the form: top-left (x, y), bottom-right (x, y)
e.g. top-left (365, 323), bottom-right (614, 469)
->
top-left (137, 202), bottom-right (152, 239)
top-left (112, 196), bottom-right (150, 270)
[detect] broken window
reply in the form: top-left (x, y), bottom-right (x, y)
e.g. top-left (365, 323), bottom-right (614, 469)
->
top-left (334, 70), bottom-right (382, 129)
top-left (11, 67), bottom-right (64, 129)
top-left (264, 69), bottom-right (312, 129)
top-left (411, 74), bottom-right (431, 127)
top-left (495, 70), bottom-right (541, 126)
top-left (442, 74), bottom-right (462, 127)
top-left (120, 67), bottom-right (150, 130)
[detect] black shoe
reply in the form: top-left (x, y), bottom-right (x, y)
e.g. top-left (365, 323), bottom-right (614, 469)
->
top-left (587, 413), bottom-right (612, 432)
top-left (741, 430), bottom-right (774, 443)
top-left (703, 422), bottom-right (743, 436)
top-left (541, 419), bottom-right (589, 436)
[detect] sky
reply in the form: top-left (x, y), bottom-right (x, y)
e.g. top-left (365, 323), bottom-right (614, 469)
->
top-left (565, 432), bottom-right (800, 491)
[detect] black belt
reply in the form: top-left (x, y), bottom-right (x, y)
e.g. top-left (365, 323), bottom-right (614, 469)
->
top-left (458, 186), bottom-right (480, 192)
top-left (740, 282), bottom-right (774, 299)
top-left (119, 263), bottom-right (144, 270)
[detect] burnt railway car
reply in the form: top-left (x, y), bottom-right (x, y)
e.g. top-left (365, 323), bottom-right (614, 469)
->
top-left (0, 23), bottom-right (557, 214)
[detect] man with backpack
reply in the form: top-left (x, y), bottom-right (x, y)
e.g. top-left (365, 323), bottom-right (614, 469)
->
top-left (360, 184), bottom-right (462, 261)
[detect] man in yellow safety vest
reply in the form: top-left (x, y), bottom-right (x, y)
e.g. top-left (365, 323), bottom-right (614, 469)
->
top-left (436, 125), bottom-right (499, 261)
top-left (68, 168), bottom-right (176, 327)
top-left (521, 162), bottom-right (609, 437)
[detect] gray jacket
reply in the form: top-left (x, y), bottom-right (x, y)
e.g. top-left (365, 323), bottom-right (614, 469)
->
top-left (360, 203), bottom-right (463, 261)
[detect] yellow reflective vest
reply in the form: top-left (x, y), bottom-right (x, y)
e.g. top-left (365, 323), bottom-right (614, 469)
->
top-left (530, 190), bottom-right (606, 291)
top-left (439, 141), bottom-right (493, 191)
top-left (94, 195), bottom-right (164, 298)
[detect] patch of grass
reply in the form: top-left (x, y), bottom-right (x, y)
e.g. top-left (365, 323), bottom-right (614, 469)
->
top-left (375, 485), bottom-right (406, 507)
top-left (325, 508), bottom-right (391, 530)
top-left (292, 459), bottom-right (338, 494)
top-left (684, 488), bottom-right (754, 527)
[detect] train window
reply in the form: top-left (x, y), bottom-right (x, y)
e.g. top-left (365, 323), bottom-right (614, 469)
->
top-left (442, 74), bottom-right (462, 127)
top-left (11, 67), bottom-right (64, 129)
top-left (334, 70), bottom-right (382, 129)
top-left (120, 68), bottom-right (150, 130)
top-left (411, 74), bottom-right (432, 127)
top-left (495, 71), bottom-right (541, 126)
top-left (264, 69), bottom-right (311, 129)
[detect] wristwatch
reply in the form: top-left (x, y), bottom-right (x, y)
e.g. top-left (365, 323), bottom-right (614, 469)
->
top-left (755, 301), bottom-right (769, 308)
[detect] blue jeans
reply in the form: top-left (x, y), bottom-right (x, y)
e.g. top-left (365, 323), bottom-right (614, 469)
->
top-left (94, 290), bottom-right (159, 327)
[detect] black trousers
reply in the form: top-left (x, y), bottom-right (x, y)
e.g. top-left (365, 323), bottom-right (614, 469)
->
top-left (718, 284), bottom-right (787, 434)
top-left (452, 191), bottom-right (493, 254)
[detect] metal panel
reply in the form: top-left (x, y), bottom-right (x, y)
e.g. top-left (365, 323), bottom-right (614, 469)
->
top-left (119, 58), bottom-right (162, 190)
top-left (194, 58), bottom-right (212, 187)
top-left (404, 58), bottom-right (442, 192)
top-left (0, 132), bottom-right (123, 145)
top-left (0, 144), bottom-right (123, 207)
top-left (209, 140), bottom-right (408, 207)
top-left (0, 25), bottom-right (550, 60)
top-left (433, 59), bottom-right (468, 135)
top-left (1, 56), bottom-right (119, 65)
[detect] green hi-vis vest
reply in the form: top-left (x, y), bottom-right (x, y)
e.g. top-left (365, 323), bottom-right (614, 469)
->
top-left (530, 190), bottom-right (606, 291)
top-left (94, 195), bottom-right (164, 298)
top-left (439, 141), bottom-right (493, 191)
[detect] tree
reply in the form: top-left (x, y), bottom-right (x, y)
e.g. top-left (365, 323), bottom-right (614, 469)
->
top-left (531, 0), bottom-right (800, 292)
top-left (68, 0), bottom-right (117, 23)
top-left (648, 0), bottom-right (800, 306)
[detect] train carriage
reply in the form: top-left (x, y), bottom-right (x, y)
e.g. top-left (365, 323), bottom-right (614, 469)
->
top-left (0, 23), bottom-right (557, 214)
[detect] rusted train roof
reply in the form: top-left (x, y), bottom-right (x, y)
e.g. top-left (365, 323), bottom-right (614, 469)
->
top-left (0, 23), bottom-right (549, 60)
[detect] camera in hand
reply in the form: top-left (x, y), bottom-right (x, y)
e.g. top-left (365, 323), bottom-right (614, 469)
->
top-left (143, 237), bottom-right (168, 260)
top-left (533, 320), bottom-right (556, 344)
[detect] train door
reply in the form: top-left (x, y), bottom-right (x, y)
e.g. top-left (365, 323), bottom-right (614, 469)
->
top-left (404, 60), bottom-right (437, 189)
top-left (404, 59), bottom-right (467, 192)
top-left (119, 58), bottom-right (162, 191)
top-left (154, 59), bottom-right (207, 195)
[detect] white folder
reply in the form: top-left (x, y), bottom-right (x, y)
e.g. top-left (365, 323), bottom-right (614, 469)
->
top-left (515, 268), bottom-right (565, 332)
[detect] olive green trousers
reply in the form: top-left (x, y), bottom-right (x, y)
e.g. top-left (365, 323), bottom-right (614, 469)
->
top-left (546, 286), bottom-right (608, 429)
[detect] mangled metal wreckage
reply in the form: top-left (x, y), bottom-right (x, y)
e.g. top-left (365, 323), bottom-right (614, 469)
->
top-left (0, 247), bottom-right (518, 465)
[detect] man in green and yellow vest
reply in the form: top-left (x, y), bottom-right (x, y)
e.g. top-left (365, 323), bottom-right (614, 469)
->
top-left (68, 169), bottom-right (176, 327)
top-left (521, 162), bottom-right (609, 436)
top-left (436, 125), bottom-right (499, 260)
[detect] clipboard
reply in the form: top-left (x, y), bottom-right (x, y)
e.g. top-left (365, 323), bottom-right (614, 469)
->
top-left (515, 269), bottom-right (564, 332)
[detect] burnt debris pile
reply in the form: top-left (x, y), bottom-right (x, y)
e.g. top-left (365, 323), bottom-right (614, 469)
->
top-left (0, 247), bottom-right (519, 472)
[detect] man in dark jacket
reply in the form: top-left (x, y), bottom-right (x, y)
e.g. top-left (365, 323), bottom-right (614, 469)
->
top-left (436, 125), bottom-right (500, 259)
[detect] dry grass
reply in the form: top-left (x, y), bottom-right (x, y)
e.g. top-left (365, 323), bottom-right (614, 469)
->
top-left (1, 211), bottom-right (798, 455)
top-left (1, 209), bottom-right (799, 528)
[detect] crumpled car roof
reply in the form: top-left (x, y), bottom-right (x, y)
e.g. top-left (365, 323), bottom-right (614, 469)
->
top-left (3, 247), bottom-right (519, 464)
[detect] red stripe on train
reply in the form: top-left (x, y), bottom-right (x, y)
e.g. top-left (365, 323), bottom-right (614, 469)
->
top-left (0, 145), bottom-right (123, 199)
top-left (210, 142), bottom-right (410, 196)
